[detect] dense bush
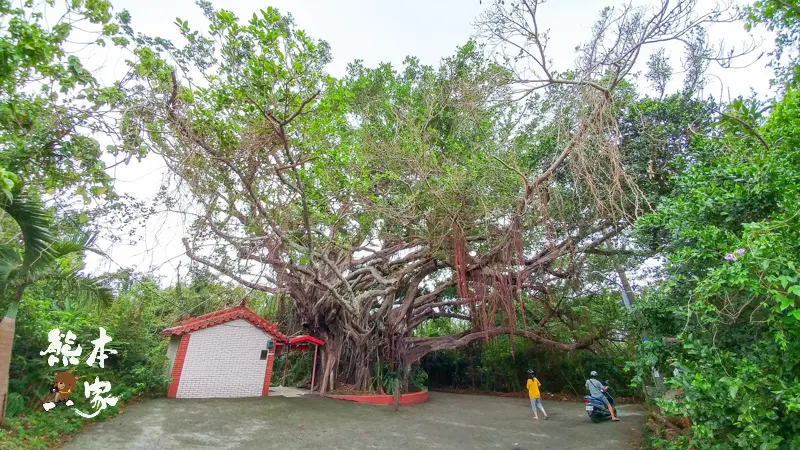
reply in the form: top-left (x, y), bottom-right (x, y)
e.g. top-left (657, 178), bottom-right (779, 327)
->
top-left (272, 350), bottom-right (313, 388)
top-left (631, 90), bottom-right (800, 449)
top-left (4, 281), bottom-right (170, 410)
top-left (421, 335), bottom-right (637, 398)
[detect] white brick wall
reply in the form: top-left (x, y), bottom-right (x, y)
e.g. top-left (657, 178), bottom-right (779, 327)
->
top-left (176, 319), bottom-right (274, 399)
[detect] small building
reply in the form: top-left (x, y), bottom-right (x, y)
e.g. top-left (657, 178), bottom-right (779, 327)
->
top-left (162, 301), bottom-right (289, 399)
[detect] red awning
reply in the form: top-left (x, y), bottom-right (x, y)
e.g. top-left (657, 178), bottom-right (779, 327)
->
top-left (289, 335), bottom-right (325, 346)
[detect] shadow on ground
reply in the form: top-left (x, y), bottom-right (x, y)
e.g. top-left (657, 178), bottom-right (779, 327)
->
top-left (62, 392), bottom-right (644, 449)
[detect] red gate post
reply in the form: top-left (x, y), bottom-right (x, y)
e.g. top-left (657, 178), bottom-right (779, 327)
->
top-left (310, 344), bottom-right (319, 394)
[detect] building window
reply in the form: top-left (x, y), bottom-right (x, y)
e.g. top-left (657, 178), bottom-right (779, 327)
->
top-left (260, 350), bottom-right (269, 360)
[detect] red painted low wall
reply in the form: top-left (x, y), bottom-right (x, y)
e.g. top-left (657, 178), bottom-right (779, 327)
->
top-left (326, 390), bottom-right (428, 405)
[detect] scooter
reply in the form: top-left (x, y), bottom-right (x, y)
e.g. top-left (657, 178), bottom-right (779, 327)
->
top-left (583, 383), bottom-right (616, 423)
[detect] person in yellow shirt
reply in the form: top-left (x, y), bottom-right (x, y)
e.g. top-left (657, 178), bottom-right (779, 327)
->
top-left (526, 369), bottom-right (548, 420)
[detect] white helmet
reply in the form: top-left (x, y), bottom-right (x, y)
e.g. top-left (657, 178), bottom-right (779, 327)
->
top-left (590, 371), bottom-right (598, 377)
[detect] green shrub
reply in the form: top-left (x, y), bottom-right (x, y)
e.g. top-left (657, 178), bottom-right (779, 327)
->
top-left (409, 366), bottom-right (429, 392)
top-left (420, 335), bottom-right (637, 397)
top-left (272, 350), bottom-right (313, 387)
top-left (631, 90), bottom-right (800, 449)
top-left (0, 277), bottom-right (173, 447)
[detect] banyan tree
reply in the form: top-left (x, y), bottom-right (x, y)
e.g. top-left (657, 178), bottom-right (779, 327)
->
top-left (124, 0), bottom-right (727, 392)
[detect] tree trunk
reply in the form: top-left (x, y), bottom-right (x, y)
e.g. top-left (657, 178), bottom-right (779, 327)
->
top-left (0, 299), bottom-right (20, 427)
top-left (353, 354), bottom-right (371, 392)
top-left (319, 339), bottom-right (341, 394)
top-left (612, 259), bottom-right (635, 311)
top-left (277, 295), bottom-right (286, 325)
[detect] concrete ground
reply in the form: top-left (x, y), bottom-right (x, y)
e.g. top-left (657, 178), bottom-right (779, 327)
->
top-left (62, 392), bottom-right (644, 450)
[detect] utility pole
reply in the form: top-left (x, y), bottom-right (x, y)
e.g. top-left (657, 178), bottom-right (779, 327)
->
top-left (606, 241), bottom-right (666, 395)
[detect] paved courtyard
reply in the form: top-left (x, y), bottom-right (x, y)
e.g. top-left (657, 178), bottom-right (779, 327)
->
top-left (62, 392), bottom-right (644, 449)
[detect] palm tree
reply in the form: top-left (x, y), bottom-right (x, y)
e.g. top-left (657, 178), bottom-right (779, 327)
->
top-left (0, 189), bottom-right (112, 425)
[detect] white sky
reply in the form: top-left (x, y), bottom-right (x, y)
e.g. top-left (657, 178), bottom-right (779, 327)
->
top-left (82, 0), bottom-right (776, 284)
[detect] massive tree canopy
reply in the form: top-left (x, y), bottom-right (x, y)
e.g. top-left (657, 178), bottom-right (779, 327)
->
top-left (125, 0), bottom-right (732, 392)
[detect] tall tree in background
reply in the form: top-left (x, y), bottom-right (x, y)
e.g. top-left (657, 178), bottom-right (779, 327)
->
top-left (0, 0), bottom-right (134, 198)
top-left (746, 0), bottom-right (800, 86)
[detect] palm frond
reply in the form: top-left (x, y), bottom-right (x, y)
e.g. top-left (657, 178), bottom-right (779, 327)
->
top-left (1, 192), bottom-right (113, 311)
top-left (0, 190), bottom-right (55, 272)
top-left (54, 269), bottom-right (114, 312)
top-left (31, 233), bottom-right (99, 273)
top-left (49, 233), bottom-right (96, 257)
top-left (0, 246), bottom-right (22, 283)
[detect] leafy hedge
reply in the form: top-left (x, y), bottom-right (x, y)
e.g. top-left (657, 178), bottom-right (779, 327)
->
top-left (632, 90), bottom-right (800, 449)
top-left (421, 335), bottom-right (637, 398)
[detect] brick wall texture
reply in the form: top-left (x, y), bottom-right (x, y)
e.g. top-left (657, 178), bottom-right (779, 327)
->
top-left (261, 351), bottom-right (274, 396)
top-left (167, 334), bottom-right (190, 398)
top-left (174, 319), bottom-right (276, 399)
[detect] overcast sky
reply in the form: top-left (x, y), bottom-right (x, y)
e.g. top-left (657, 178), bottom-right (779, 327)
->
top-left (83, 0), bottom-right (775, 284)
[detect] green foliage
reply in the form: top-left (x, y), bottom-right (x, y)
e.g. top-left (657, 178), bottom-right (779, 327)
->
top-left (421, 335), bottom-right (637, 397)
top-left (1, 405), bottom-right (94, 450)
top-left (1, 277), bottom-right (171, 406)
top-left (409, 366), bottom-right (429, 392)
top-left (4, 392), bottom-right (23, 418)
top-left (0, 0), bottom-right (131, 198)
top-left (364, 362), bottom-right (429, 394)
top-left (413, 316), bottom-right (468, 337)
top-left (632, 89), bottom-right (800, 449)
top-left (0, 15), bottom-right (138, 443)
top-left (371, 362), bottom-right (400, 395)
top-left (0, 187), bottom-right (111, 324)
top-left (0, 189), bottom-right (53, 281)
top-left (0, 167), bottom-right (17, 202)
top-left (618, 93), bottom-right (718, 205)
top-left (745, 0), bottom-right (800, 87)
top-left (415, 276), bottom-right (633, 396)
top-left (125, 1), bottom-right (369, 275)
top-left (645, 48), bottom-right (673, 99)
top-left (272, 350), bottom-right (313, 388)
top-left (344, 40), bottom-right (520, 248)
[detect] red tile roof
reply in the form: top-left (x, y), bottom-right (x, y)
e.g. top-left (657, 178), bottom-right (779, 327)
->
top-left (161, 303), bottom-right (289, 343)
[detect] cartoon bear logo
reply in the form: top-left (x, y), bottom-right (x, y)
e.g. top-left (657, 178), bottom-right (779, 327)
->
top-left (42, 372), bottom-right (80, 411)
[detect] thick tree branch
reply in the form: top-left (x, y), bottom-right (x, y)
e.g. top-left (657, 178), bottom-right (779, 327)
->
top-left (403, 326), bottom-right (606, 365)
